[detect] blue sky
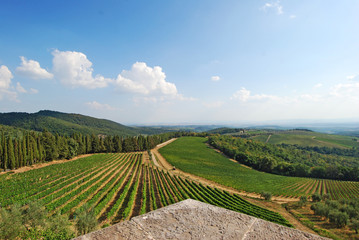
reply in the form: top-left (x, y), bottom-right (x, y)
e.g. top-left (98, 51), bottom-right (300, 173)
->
top-left (0, 0), bottom-right (358, 124)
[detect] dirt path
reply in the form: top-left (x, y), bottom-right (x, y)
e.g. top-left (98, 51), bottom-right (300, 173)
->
top-left (151, 138), bottom-right (315, 233)
top-left (265, 134), bottom-right (272, 143)
top-left (0, 154), bottom-right (94, 175)
top-left (152, 139), bottom-right (298, 204)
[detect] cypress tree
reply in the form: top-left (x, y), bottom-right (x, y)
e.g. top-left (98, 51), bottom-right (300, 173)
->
top-left (22, 136), bottom-right (26, 167)
top-left (3, 136), bottom-right (8, 171)
top-left (18, 140), bottom-right (23, 168)
top-left (0, 133), bottom-right (3, 170)
top-left (8, 138), bottom-right (15, 170)
top-left (14, 139), bottom-right (19, 169)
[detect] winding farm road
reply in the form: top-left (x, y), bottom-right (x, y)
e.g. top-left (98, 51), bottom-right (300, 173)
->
top-left (151, 138), bottom-right (315, 234)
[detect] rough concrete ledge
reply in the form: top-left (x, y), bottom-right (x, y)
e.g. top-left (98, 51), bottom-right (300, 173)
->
top-left (74, 199), bottom-right (328, 240)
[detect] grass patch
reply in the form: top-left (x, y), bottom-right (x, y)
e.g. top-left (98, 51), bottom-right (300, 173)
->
top-left (159, 137), bottom-right (307, 196)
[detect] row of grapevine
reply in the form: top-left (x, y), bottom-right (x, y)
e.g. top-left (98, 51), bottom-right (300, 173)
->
top-left (1, 152), bottom-right (292, 228)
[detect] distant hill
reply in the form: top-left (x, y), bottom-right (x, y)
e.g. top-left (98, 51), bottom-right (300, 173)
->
top-left (0, 110), bottom-right (165, 136)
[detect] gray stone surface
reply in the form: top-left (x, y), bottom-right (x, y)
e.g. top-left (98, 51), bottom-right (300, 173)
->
top-left (74, 199), bottom-right (328, 240)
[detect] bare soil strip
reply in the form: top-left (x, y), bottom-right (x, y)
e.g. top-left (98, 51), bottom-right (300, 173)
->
top-left (65, 154), bottom-right (132, 215)
top-left (265, 134), bottom-right (272, 143)
top-left (0, 154), bottom-right (94, 175)
top-left (149, 169), bottom-right (162, 208)
top-left (48, 155), bottom-right (123, 212)
top-left (129, 165), bottom-right (144, 219)
top-left (40, 155), bottom-right (118, 203)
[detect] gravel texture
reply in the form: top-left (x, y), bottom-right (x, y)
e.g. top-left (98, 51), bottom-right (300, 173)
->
top-left (74, 199), bottom-right (328, 240)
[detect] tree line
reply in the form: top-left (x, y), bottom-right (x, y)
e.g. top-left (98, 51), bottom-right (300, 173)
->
top-left (208, 135), bottom-right (359, 181)
top-left (0, 130), bottom-right (200, 172)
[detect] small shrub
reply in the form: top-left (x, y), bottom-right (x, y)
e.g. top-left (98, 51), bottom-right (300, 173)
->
top-left (260, 191), bottom-right (272, 201)
top-left (312, 193), bottom-right (322, 202)
top-left (350, 219), bottom-right (359, 234)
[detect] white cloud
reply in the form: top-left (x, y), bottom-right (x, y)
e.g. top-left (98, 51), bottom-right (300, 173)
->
top-left (347, 75), bottom-right (358, 80)
top-left (330, 82), bottom-right (359, 100)
top-left (289, 15), bottom-right (296, 19)
top-left (231, 87), bottom-right (282, 103)
top-left (86, 101), bottom-right (115, 111)
top-left (0, 65), bottom-right (18, 101)
top-left (0, 65), bottom-right (13, 90)
top-left (115, 62), bottom-right (179, 98)
top-left (261, 1), bottom-right (284, 15)
top-left (16, 56), bottom-right (53, 80)
top-left (29, 88), bottom-right (39, 94)
top-left (231, 87), bottom-right (251, 102)
top-left (211, 76), bottom-right (221, 81)
top-left (16, 82), bottom-right (27, 93)
top-left (313, 83), bottom-right (323, 89)
top-left (52, 50), bottom-right (112, 89)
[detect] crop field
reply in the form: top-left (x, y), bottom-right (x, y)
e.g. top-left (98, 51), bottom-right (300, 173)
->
top-left (159, 137), bottom-right (359, 199)
top-left (0, 152), bottom-right (291, 227)
top-left (250, 130), bottom-right (359, 148)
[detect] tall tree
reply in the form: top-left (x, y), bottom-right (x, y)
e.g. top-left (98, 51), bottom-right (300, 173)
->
top-left (7, 138), bottom-right (15, 170)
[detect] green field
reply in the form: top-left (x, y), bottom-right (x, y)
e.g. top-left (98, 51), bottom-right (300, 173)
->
top-left (159, 137), bottom-right (359, 198)
top-left (250, 130), bottom-right (359, 148)
top-left (0, 151), bottom-right (291, 239)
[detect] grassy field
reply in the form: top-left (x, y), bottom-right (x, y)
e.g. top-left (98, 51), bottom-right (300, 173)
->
top-left (159, 137), bottom-right (359, 198)
top-left (250, 130), bottom-right (359, 148)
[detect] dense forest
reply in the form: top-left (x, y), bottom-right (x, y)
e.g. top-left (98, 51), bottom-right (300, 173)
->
top-left (0, 130), bottom-right (202, 172)
top-left (208, 135), bottom-right (359, 181)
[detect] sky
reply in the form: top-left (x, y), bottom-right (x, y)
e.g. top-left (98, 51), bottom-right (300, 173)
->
top-left (0, 0), bottom-right (359, 125)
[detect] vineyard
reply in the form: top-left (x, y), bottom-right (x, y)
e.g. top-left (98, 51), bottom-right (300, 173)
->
top-left (159, 137), bottom-right (359, 199)
top-left (0, 152), bottom-right (291, 228)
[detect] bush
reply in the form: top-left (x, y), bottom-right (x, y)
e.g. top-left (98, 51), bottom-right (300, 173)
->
top-left (312, 193), bottom-right (322, 202)
top-left (75, 204), bottom-right (97, 235)
top-left (0, 204), bottom-right (24, 240)
top-left (260, 191), bottom-right (272, 201)
top-left (0, 201), bottom-right (74, 240)
top-left (350, 219), bottom-right (359, 234)
top-left (328, 210), bottom-right (348, 228)
top-left (311, 203), bottom-right (329, 219)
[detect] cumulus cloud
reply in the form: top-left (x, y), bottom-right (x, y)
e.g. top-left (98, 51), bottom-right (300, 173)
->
top-left (0, 65), bottom-right (13, 90)
top-left (211, 76), bottom-right (221, 81)
top-left (261, 1), bottom-right (283, 15)
top-left (16, 56), bottom-right (53, 80)
top-left (0, 65), bottom-right (18, 101)
top-left (231, 87), bottom-right (281, 102)
top-left (52, 50), bottom-right (112, 89)
top-left (16, 82), bottom-right (27, 93)
top-left (115, 62), bottom-right (178, 97)
top-left (86, 101), bottom-right (115, 110)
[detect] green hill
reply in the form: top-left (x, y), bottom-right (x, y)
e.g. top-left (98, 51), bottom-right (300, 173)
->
top-left (0, 110), bottom-right (158, 136)
top-left (250, 130), bottom-right (359, 149)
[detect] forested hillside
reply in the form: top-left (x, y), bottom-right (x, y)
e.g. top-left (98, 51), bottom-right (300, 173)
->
top-left (208, 135), bottom-right (359, 181)
top-left (0, 130), bottom-right (200, 172)
top-left (0, 110), bottom-right (169, 136)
